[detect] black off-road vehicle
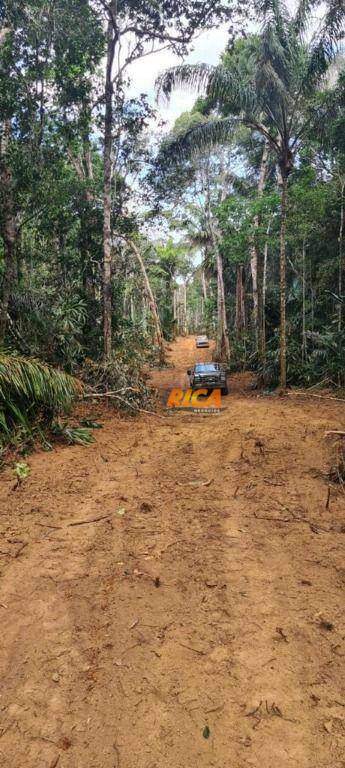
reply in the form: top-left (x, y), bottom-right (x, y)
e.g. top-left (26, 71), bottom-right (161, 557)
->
top-left (187, 362), bottom-right (229, 395)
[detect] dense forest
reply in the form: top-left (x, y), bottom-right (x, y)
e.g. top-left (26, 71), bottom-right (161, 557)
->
top-left (0, 0), bottom-right (345, 452)
top-left (2, 5), bottom-right (345, 764)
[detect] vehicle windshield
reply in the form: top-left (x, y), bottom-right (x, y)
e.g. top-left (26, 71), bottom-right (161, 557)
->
top-left (195, 363), bottom-right (219, 372)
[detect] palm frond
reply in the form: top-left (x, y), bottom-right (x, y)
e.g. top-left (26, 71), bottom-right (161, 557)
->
top-left (255, 0), bottom-right (289, 23)
top-left (294, 0), bottom-right (318, 35)
top-left (0, 352), bottom-right (82, 438)
top-left (156, 63), bottom-right (258, 117)
top-left (255, 58), bottom-right (289, 105)
top-left (207, 66), bottom-right (259, 115)
top-left (259, 22), bottom-right (291, 88)
top-left (156, 64), bottom-right (213, 103)
top-left (158, 117), bottom-right (235, 167)
top-left (321, 0), bottom-right (345, 45)
top-left (255, 0), bottom-right (291, 44)
top-left (0, 353), bottom-right (81, 406)
top-left (307, 0), bottom-right (345, 78)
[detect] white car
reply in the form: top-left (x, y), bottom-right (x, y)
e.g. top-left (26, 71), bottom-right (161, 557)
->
top-left (196, 335), bottom-right (210, 348)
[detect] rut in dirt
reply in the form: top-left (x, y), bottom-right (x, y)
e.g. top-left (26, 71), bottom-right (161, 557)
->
top-left (0, 336), bottom-right (344, 768)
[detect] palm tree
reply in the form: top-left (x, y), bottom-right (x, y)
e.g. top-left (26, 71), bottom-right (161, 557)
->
top-left (156, 0), bottom-right (344, 387)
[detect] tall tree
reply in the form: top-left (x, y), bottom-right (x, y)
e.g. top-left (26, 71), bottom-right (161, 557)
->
top-left (250, 139), bottom-right (269, 361)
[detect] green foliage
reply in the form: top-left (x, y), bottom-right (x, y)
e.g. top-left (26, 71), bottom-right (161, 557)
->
top-left (13, 461), bottom-right (30, 482)
top-left (1, 0), bottom-right (345, 430)
top-left (0, 352), bottom-right (81, 451)
top-left (172, 110), bottom-right (208, 137)
top-left (81, 347), bottom-right (155, 415)
top-left (156, 9), bottom-right (340, 175)
top-left (258, 328), bottom-right (345, 387)
top-left (149, 239), bottom-right (192, 339)
top-left (0, 353), bottom-right (81, 411)
top-left (51, 422), bottom-right (95, 446)
top-left (52, 296), bottom-right (88, 369)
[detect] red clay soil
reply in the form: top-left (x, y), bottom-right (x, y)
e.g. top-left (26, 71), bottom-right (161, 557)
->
top-left (0, 336), bottom-right (345, 768)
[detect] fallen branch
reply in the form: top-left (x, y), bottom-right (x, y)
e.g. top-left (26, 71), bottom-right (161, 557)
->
top-left (253, 511), bottom-right (329, 533)
top-left (325, 431), bottom-right (345, 437)
top-left (178, 642), bottom-right (206, 656)
top-left (85, 390), bottom-right (162, 418)
top-left (304, 378), bottom-right (334, 391)
top-left (254, 512), bottom-right (292, 523)
top-left (13, 541), bottom-right (28, 558)
top-left (49, 756), bottom-right (60, 768)
top-left (246, 701), bottom-right (262, 717)
top-left (83, 387), bottom-right (139, 398)
top-left (287, 391), bottom-right (345, 403)
top-left (36, 522), bottom-right (62, 530)
top-left (177, 478), bottom-right (213, 488)
top-left (129, 618), bottom-right (139, 630)
top-left (205, 703), bottom-right (225, 714)
top-left (111, 393), bottom-right (162, 417)
top-left (68, 514), bottom-right (111, 527)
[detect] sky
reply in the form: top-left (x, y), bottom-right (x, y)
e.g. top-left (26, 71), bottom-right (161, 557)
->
top-left (126, 0), bottom-right (327, 132)
top-left (127, 23), bottom-right (231, 129)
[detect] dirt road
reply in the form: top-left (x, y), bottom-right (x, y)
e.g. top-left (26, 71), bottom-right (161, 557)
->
top-left (1, 336), bottom-right (345, 768)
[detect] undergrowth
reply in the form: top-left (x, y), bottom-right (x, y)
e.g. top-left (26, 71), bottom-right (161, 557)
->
top-left (0, 352), bottom-right (84, 461)
top-left (81, 353), bottom-right (156, 414)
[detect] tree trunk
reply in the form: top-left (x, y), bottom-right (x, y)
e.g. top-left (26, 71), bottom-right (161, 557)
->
top-left (0, 121), bottom-right (17, 345)
top-left (208, 215), bottom-right (230, 362)
top-left (126, 238), bottom-right (165, 363)
top-left (250, 246), bottom-right (259, 343)
top-left (181, 283), bottom-right (187, 336)
top-left (250, 140), bottom-right (269, 361)
top-left (142, 296), bottom-right (147, 332)
top-left (204, 161), bottom-right (230, 363)
top-left (130, 293), bottom-right (135, 323)
top-left (216, 247), bottom-right (231, 361)
top-left (201, 267), bottom-right (208, 301)
top-left (173, 289), bottom-right (178, 338)
top-left (302, 237), bottom-right (307, 361)
top-left (262, 217), bottom-right (271, 361)
top-left (338, 179), bottom-right (344, 332)
top-left (176, 288), bottom-right (181, 335)
top-left (68, 142), bottom-right (96, 305)
top-left (310, 271), bottom-right (314, 336)
top-left (279, 171), bottom-right (288, 389)
top-left (235, 264), bottom-right (245, 338)
top-left (216, 262), bottom-right (222, 354)
top-left (102, 7), bottom-right (116, 359)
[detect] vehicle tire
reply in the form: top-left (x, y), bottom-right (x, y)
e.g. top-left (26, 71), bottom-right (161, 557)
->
top-left (221, 385), bottom-right (229, 396)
